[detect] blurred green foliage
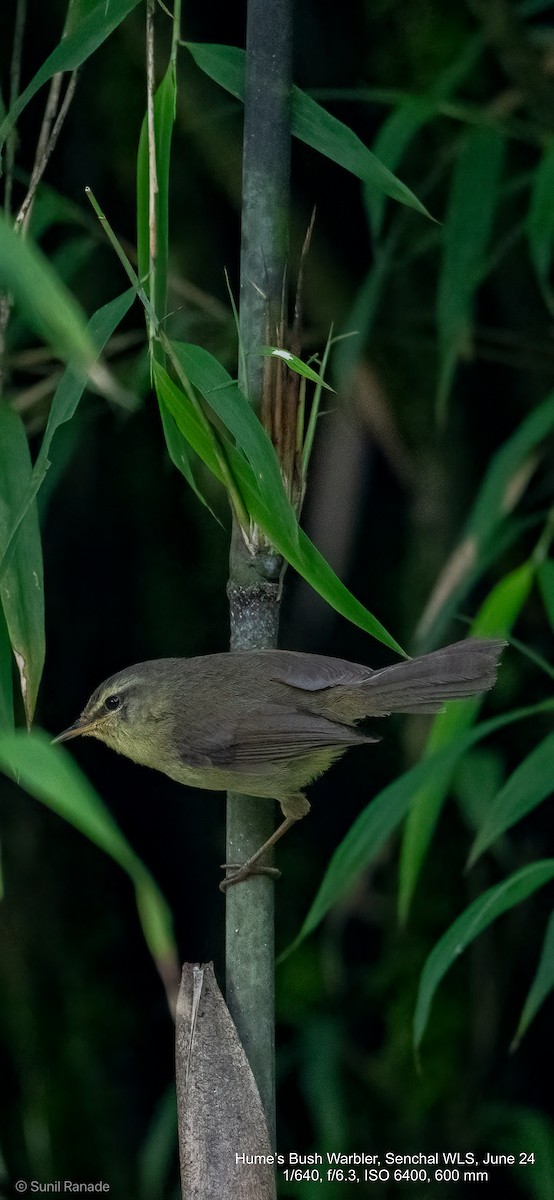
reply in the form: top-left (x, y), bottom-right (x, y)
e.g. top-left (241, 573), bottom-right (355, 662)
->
top-left (0, 1), bottom-right (553, 1197)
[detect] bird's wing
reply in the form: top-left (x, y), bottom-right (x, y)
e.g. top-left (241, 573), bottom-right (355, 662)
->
top-left (267, 651), bottom-right (373, 692)
top-left (179, 705), bottom-right (374, 769)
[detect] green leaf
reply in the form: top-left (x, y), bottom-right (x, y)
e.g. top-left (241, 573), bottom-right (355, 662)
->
top-left (0, 215), bottom-right (95, 370)
top-left (0, 604), bottom-right (14, 730)
top-left (0, 408), bottom-right (45, 725)
top-left (417, 393), bottom-right (554, 647)
top-left (154, 361), bottom-right (406, 655)
top-left (437, 128), bottom-right (505, 417)
top-left (137, 63), bottom-right (176, 319)
top-left (468, 733), bottom-right (554, 868)
top-left (367, 34), bottom-right (484, 238)
top-left (170, 341), bottom-right (300, 544)
top-left (528, 143), bottom-right (554, 312)
top-left (0, 0), bottom-right (142, 148)
top-left (260, 347), bottom-right (334, 390)
top-left (184, 42), bottom-right (431, 220)
top-left (399, 561), bottom-right (534, 922)
top-left (158, 403), bottom-right (220, 520)
top-left (538, 557), bottom-right (554, 628)
top-left (0, 290), bottom-right (135, 573)
top-left (512, 910), bottom-right (554, 1049)
top-left (367, 100), bottom-right (435, 240)
top-left (0, 728), bottom-right (177, 975)
top-left (414, 860), bottom-right (554, 1051)
top-left (284, 700), bottom-right (554, 957)
top-left (333, 240), bottom-right (395, 383)
top-left (466, 403), bottom-right (554, 551)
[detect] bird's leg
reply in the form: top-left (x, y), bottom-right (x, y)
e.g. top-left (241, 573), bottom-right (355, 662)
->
top-left (220, 793), bottom-right (310, 891)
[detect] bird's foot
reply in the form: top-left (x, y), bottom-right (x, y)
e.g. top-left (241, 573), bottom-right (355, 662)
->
top-left (219, 862), bottom-right (281, 892)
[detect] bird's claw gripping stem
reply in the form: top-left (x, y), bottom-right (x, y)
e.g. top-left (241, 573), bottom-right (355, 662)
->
top-left (219, 863), bottom-right (282, 891)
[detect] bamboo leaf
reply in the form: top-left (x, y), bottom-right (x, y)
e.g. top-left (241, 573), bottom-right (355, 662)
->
top-left (0, 728), bottom-right (177, 974)
top-left (399, 561), bottom-right (534, 923)
top-left (158, 403), bottom-right (221, 521)
top-left (413, 860), bottom-right (554, 1051)
top-left (0, 0), bottom-right (142, 148)
top-left (154, 361), bottom-right (406, 655)
top-left (260, 347), bottom-right (334, 390)
top-left (137, 63), bottom-right (176, 318)
top-left (512, 910), bottom-right (554, 1049)
top-left (463, 399), bottom-right (554, 548)
top-left (437, 129), bottom-right (505, 417)
top-left (468, 733), bottom-right (554, 868)
top-left (0, 289), bottom-right (135, 573)
top-left (0, 408), bottom-right (45, 725)
top-left (0, 215), bottom-right (95, 370)
top-left (527, 143), bottom-right (554, 312)
top-left (417, 393), bottom-right (554, 648)
top-left (0, 605), bottom-right (14, 730)
top-left (538, 557), bottom-right (554, 628)
top-left (170, 341), bottom-right (300, 545)
top-left (184, 42), bottom-right (431, 219)
top-left (284, 701), bottom-right (554, 956)
top-left (367, 34), bottom-right (484, 238)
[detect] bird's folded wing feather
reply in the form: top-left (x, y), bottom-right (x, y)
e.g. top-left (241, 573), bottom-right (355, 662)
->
top-left (179, 704), bottom-right (372, 769)
top-left (268, 652), bottom-right (373, 691)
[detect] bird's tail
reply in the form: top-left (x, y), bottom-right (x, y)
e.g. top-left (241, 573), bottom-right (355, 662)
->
top-left (359, 638), bottom-right (506, 717)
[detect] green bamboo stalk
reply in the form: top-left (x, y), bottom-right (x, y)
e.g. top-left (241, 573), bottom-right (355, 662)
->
top-left (225, 0), bottom-right (292, 1146)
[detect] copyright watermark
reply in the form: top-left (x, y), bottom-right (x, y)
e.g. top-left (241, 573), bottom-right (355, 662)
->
top-left (13, 1185), bottom-right (109, 1195)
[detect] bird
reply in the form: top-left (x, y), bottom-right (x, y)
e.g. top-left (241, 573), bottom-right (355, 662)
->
top-left (54, 638), bottom-right (505, 888)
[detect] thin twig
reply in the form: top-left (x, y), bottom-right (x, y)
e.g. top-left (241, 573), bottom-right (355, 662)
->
top-left (1, 0), bottom-right (27, 393)
top-left (85, 186), bottom-right (252, 533)
top-left (4, 0), bottom-right (27, 218)
top-left (31, 72), bottom-right (64, 177)
top-left (292, 207), bottom-right (316, 356)
top-left (15, 71), bottom-right (79, 233)
top-left (170, 0), bottom-right (181, 67)
top-left (146, 0), bottom-right (159, 295)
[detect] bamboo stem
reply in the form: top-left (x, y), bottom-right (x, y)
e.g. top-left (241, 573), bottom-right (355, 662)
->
top-left (225, 0), bottom-right (292, 1146)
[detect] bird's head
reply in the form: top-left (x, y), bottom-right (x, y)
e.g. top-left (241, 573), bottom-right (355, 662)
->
top-left (53, 662), bottom-right (172, 764)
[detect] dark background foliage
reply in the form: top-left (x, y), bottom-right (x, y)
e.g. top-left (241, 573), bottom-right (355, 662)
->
top-left (0, 1), bottom-right (553, 1197)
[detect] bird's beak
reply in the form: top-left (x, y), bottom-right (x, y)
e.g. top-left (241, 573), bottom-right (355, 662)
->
top-left (52, 718), bottom-right (93, 744)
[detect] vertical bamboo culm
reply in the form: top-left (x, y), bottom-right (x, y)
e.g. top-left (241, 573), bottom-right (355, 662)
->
top-left (225, 0), bottom-right (292, 1146)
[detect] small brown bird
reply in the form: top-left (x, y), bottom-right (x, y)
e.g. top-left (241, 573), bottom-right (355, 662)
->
top-left (54, 638), bottom-right (505, 887)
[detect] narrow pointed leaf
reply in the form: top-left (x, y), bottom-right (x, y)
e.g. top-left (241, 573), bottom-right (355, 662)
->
top-left (260, 347), bottom-right (334, 390)
top-left (0, 0), bottom-right (142, 147)
top-left (170, 341), bottom-right (299, 545)
top-left (538, 557), bottom-right (554, 628)
top-left (437, 129), bottom-right (505, 417)
top-left (184, 43), bottom-right (431, 219)
top-left (0, 409), bottom-right (45, 724)
top-left (414, 860), bottom-right (554, 1051)
top-left (527, 143), bottom-right (554, 312)
top-left (284, 700), bottom-right (554, 956)
top-left (154, 362), bottom-right (406, 655)
top-left (416, 393), bottom-right (554, 647)
top-left (399, 561), bottom-right (534, 923)
top-left (137, 63), bottom-right (176, 318)
top-left (468, 733), bottom-right (554, 868)
top-left (512, 910), bottom-right (554, 1048)
top-left (158, 403), bottom-right (221, 520)
top-left (0, 289), bottom-right (135, 573)
top-left (368, 33), bottom-right (484, 237)
top-left (0, 215), bottom-right (95, 369)
top-left (0, 728), bottom-right (177, 976)
top-left (0, 605), bottom-right (14, 730)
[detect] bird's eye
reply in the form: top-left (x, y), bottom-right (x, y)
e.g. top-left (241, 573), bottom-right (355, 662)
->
top-left (104, 694), bottom-right (121, 712)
